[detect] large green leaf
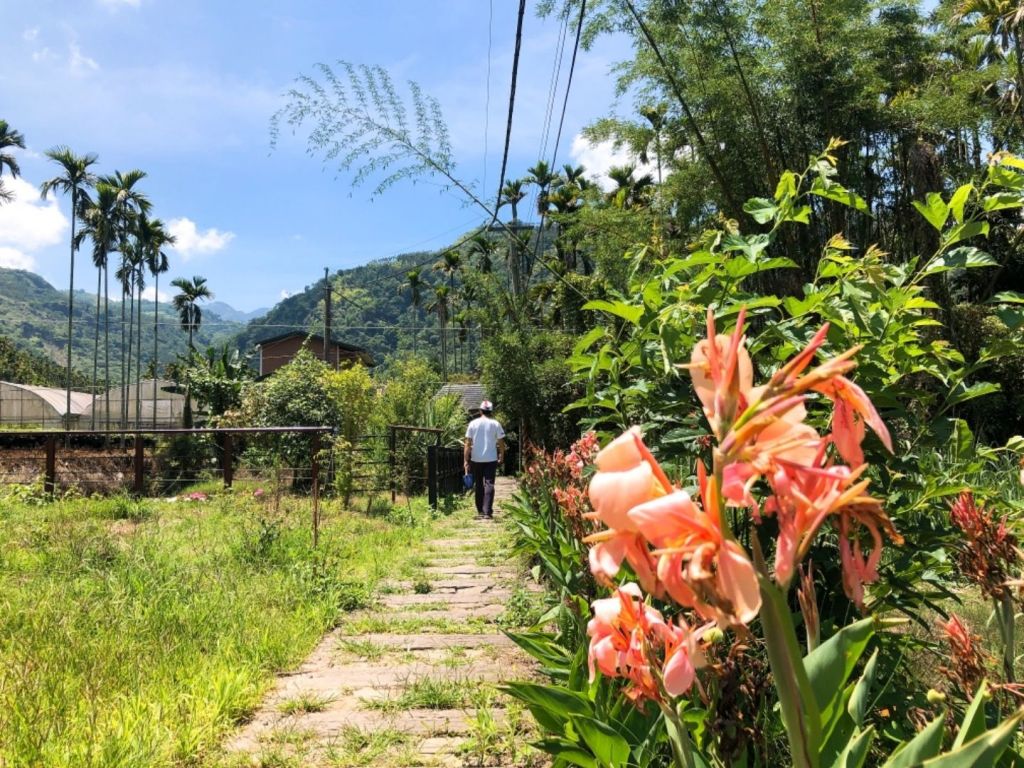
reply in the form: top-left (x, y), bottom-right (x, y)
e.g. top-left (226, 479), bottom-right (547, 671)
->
top-left (939, 382), bottom-right (1000, 412)
top-left (501, 682), bottom-right (593, 734)
top-left (573, 715), bottom-right (632, 767)
top-left (810, 178), bottom-right (870, 212)
top-left (847, 649), bottom-right (879, 728)
top-left (744, 196), bottom-right (779, 224)
top-left (831, 726), bottom-right (875, 768)
top-left (919, 247), bottom-right (998, 278)
top-left (882, 716), bottom-right (944, 767)
top-left (944, 221), bottom-right (990, 247)
top-left (990, 291), bottom-right (1024, 305)
top-left (534, 737), bottom-right (598, 768)
top-left (805, 618), bottom-right (875, 717)
top-left (948, 184), bottom-right (973, 224)
top-left (923, 707), bottom-right (1024, 767)
top-left (582, 300), bottom-right (644, 326)
top-left (912, 192), bottom-right (950, 231)
top-left (952, 681), bottom-right (990, 750)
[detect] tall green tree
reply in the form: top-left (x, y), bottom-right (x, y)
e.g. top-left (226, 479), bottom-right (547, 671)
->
top-left (141, 217), bottom-right (174, 426)
top-left (400, 268), bottom-right (424, 354)
top-left (40, 147), bottom-right (99, 428)
top-left (171, 275), bottom-right (213, 351)
top-left (0, 120), bottom-right (25, 205)
top-left (426, 284), bottom-right (451, 381)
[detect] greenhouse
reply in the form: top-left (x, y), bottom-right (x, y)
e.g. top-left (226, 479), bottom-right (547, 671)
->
top-left (0, 381), bottom-right (91, 428)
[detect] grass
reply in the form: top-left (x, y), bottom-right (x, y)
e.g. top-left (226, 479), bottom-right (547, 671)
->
top-left (326, 726), bottom-right (412, 767)
top-left (364, 676), bottom-right (477, 712)
top-left (341, 614), bottom-right (494, 635)
top-left (0, 485), bottom-right (440, 767)
top-left (336, 637), bottom-right (388, 661)
top-left (278, 692), bottom-right (335, 715)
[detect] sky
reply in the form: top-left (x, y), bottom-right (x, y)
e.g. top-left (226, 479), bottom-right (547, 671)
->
top-left (0, 0), bottom-right (640, 313)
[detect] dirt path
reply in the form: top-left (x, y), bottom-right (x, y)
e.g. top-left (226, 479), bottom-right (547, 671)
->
top-left (225, 477), bottom-right (535, 767)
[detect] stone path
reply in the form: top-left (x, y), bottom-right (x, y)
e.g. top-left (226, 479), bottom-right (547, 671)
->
top-left (226, 477), bottom-right (537, 767)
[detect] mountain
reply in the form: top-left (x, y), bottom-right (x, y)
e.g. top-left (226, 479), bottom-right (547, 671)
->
top-left (0, 267), bottom-right (243, 383)
top-left (206, 301), bottom-right (269, 323)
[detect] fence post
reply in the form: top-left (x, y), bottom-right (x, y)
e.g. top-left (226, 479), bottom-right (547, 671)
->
top-left (389, 426), bottom-right (396, 503)
top-left (427, 444), bottom-right (437, 509)
top-left (133, 433), bottom-right (144, 496)
top-left (223, 433), bottom-right (233, 488)
top-left (44, 435), bottom-right (56, 494)
top-left (311, 432), bottom-right (321, 547)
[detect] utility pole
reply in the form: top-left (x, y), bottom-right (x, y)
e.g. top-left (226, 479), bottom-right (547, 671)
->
top-left (323, 267), bottom-right (333, 368)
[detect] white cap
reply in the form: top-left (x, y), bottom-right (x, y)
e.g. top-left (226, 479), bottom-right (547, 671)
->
top-left (480, 400), bottom-right (493, 412)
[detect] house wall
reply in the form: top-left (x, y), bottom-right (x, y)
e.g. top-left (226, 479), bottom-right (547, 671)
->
top-left (259, 337), bottom-right (362, 376)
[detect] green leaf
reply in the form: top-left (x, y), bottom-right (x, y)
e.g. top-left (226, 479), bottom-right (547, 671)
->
top-left (582, 300), bottom-right (644, 326)
top-left (810, 178), bottom-right (870, 212)
top-left (949, 184), bottom-right (973, 224)
top-left (923, 707), bottom-right (1024, 767)
top-left (990, 291), bottom-right (1024, 304)
top-left (919, 247), bottom-right (998, 278)
top-left (722, 233), bottom-right (771, 260)
top-left (882, 716), bottom-right (944, 767)
top-left (940, 382), bottom-right (1000, 412)
top-left (723, 256), bottom-right (798, 279)
top-left (952, 681), bottom-right (990, 750)
top-left (573, 326), bottom-right (608, 355)
top-left (912, 192), bottom-right (950, 231)
top-left (944, 221), bottom-right (989, 247)
top-left (831, 727), bottom-right (875, 768)
top-left (744, 196), bottom-right (779, 224)
top-left (847, 649), bottom-right (879, 728)
top-left (805, 618), bottom-right (875, 718)
top-left (500, 682), bottom-right (592, 734)
top-left (573, 716), bottom-right (631, 767)
top-left (775, 171), bottom-right (799, 202)
top-left (534, 738), bottom-right (598, 768)
top-left (981, 191), bottom-right (1023, 213)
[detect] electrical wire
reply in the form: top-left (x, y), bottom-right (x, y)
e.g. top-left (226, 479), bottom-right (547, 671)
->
top-left (491, 0), bottom-right (528, 225)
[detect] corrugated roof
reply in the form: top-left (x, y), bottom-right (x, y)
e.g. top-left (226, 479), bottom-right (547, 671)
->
top-left (435, 382), bottom-right (488, 412)
top-left (0, 382), bottom-right (92, 415)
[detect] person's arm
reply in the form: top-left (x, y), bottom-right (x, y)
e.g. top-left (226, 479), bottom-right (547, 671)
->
top-left (464, 437), bottom-right (472, 472)
top-left (497, 437), bottom-right (506, 465)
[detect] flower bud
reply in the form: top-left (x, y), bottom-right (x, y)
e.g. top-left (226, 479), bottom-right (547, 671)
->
top-left (926, 689), bottom-right (946, 705)
top-left (703, 627), bottom-right (725, 645)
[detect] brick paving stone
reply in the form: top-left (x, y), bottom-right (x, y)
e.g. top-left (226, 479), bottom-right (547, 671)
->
top-left (224, 479), bottom-right (530, 767)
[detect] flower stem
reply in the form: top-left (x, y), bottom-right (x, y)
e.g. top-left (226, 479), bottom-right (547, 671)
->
top-left (997, 594), bottom-right (1016, 684)
top-left (754, 543), bottom-right (821, 768)
top-left (660, 702), bottom-right (697, 768)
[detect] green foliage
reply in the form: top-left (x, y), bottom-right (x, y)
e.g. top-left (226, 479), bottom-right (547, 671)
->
top-left (185, 343), bottom-right (255, 420)
top-left (481, 329), bottom-right (582, 450)
top-left (0, 335), bottom-right (93, 389)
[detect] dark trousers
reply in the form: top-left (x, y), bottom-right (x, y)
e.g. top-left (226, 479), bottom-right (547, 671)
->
top-left (471, 461), bottom-right (498, 516)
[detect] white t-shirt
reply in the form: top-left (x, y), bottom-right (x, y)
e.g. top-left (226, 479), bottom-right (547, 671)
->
top-left (465, 416), bottom-right (505, 462)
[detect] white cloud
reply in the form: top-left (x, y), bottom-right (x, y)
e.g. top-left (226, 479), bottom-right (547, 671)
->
top-left (569, 135), bottom-right (659, 193)
top-left (167, 217), bottom-right (235, 260)
top-left (68, 42), bottom-right (99, 76)
top-left (0, 247), bottom-right (36, 271)
top-left (280, 289), bottom-right (292, 300)
top-left (140, 286), bottom-right (170, 303)
top-left (0, 176), bottom-right (69, 252)
top-left (23, 27), bottom-right (39, 42)
top-left (32, 47), bottom-right (54, 63)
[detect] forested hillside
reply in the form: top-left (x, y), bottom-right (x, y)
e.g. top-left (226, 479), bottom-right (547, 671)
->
top-left (0, 268), bottom-right (241, 382)
top-left (0, 337), bottom-right (93, 388)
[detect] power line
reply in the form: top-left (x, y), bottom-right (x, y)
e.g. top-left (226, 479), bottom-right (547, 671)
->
top-left (491, 0), bottom-right (528, 222)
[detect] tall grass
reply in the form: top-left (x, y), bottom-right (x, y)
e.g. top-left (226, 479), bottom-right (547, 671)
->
top-left (0, 490), bottom-right (434, 766)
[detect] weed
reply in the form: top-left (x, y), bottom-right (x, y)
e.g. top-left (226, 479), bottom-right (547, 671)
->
top-left (278, 692), bottom-right (335, 715)
top-left (412, 576), bottom-right (433, 594)
top-left (341, 614), bottom-right (492, 635)
top-left (498, 587), bottom-right (546, 629)
top-left (365, 676), bottom-right (474, 711)
top-left (336, 638), bottom-right (387, 661)
top-left (328, 726), bottom-right (409, 767)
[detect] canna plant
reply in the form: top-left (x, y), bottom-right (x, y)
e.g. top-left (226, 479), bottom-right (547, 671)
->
top-left (514, 309), bottom-right (1024, 767)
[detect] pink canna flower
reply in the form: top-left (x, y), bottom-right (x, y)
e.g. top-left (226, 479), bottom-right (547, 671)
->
top-left (586, 583), bottom-right (708, 704)
top-left (813, 376), bottom-right (893, 465)
top-left (689, 308), bottom-right (754, 438)
top-left (628, 467), bottom-right (761, 627)
top-left (585, 428), bottom-right (670, 595)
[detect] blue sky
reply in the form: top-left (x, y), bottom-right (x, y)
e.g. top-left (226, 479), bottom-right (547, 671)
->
top-left (0, 0), bottom-right (636, 312)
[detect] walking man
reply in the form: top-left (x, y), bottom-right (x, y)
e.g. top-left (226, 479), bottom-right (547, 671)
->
top-left (464, 400), bottom-right (505, 520)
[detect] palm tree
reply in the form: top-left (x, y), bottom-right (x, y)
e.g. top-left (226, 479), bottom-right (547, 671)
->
top-left (172, 275), bottom-right (213, 427)
top-left (40, 147), bottom-right (99, 429)
top-left (464, 233), bottom-right (497, 274)
top-left (954, 0), bottom-right (1024, 122)
top-left (141, 218), bottom-right (173, 427)
top-left (400, 269), bottom-right (424, 354)
top-left (606, 164), bottom-right (654, 208)
top-left (171, 275), bottom-right (213, 351)
top-left (0, 120), bottom-right (26, 205)
top-left (101, 170), bottom-right (150, 428)
top-left (433, 249), bottom-right (462, 289)
top-left (426, 284), bottom-right (451, 381)
top-left (77, 183), bottom-right (119, 428)
top-left (499, 178), bottom-right (527, 222)
top-left (526, 160), bottom-right (559, 217)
